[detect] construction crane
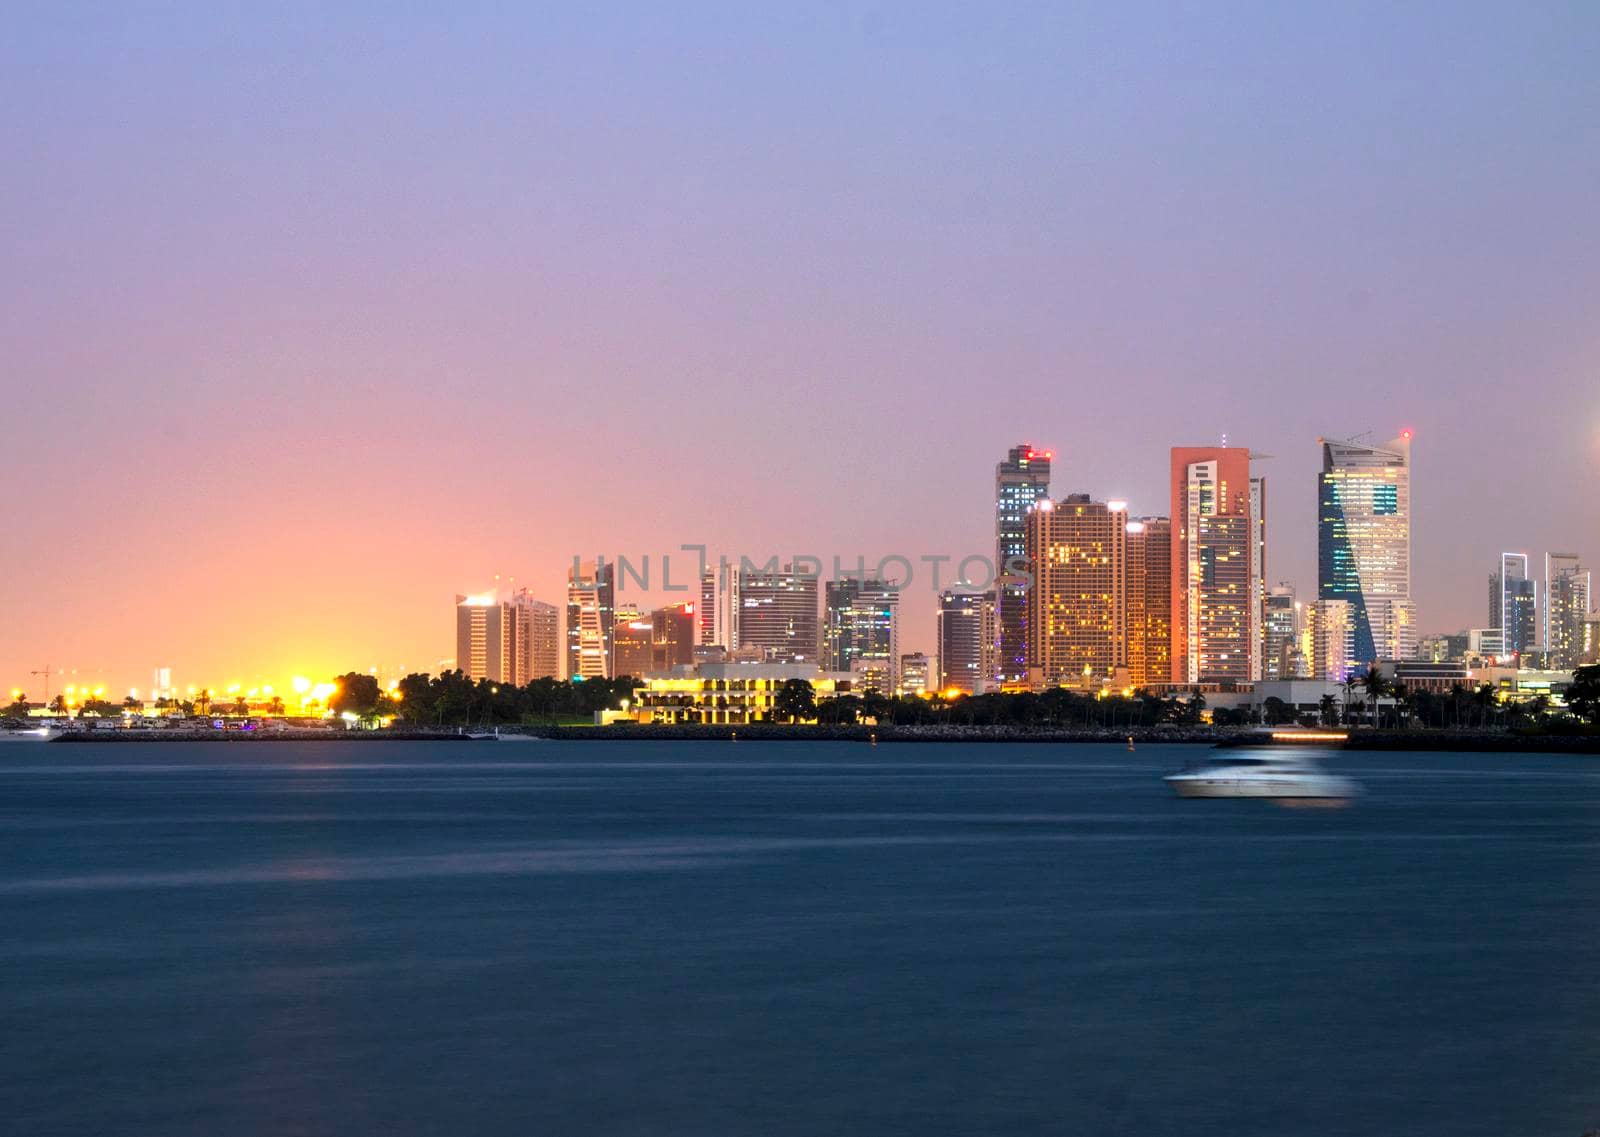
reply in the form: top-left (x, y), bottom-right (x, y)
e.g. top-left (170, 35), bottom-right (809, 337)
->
top-left (29, 664), bottom-right (53, 705)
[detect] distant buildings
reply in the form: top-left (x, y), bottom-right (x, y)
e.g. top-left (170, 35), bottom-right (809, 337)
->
top-left (994, 444), bottom-right (1052, 687)
top-left (1317, 434), bottom-right (1415, 667)
top-left (937, 588), bottom-right (995, 694)
top-left (1544, 553), bottom-right (1591, 669)
top-left (1490, 553), bottom-right (1538, 657)
top-left (1025, 495), bottom-right (1127, 688)
top-left (456, 588), bottom-right (560, 686)
top-left (731, 563), bottom-right (820, 664)
top-left (567, 561), bottom-right (615, 679)
top-left (1124, 517), bottom-right (1172, 688)
top-left (1170, 446), bottom-right (1264, 683)
top-left (822, 578), bottom-right (899, 681)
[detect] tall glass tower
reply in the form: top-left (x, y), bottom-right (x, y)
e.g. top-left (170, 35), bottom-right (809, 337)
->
top-left (1490, 552), bottom-right (1537, 658)
top-left (994, 444), bottom-right (1052, 686)
top-left (1317, 433), bottom-right (1415, 667)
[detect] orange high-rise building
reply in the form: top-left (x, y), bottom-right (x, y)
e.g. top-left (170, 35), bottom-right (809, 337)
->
top-left (1169, 447), bottom-right (1265, 684)
top-left (1125, 517), bottom-right (1172, 688)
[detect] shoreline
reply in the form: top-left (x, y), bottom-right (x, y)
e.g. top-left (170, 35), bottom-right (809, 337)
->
top-left (31, 724), bottom-right (1600, 752)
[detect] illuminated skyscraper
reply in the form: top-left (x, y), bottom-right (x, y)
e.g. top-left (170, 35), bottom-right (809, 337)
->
top-left (651, 601), bottom-right (697, 672)
top-left (994, 444), bottom-right (1052, 686)
top-left (1544, 553), bottom-right (1591, 669)
top-left (1026, 495), bottom-right (1127, 688)
top-left (1125, 517), bottom-right (1172, 688)
top-left (611, 605), bottom-right (654, 678)
top-left (822, 578), bottom-right (899, 679)
top-left (699, 568), bottom-right (719, 647)
top-left (1170, 446), bottom-right (1264, 684)
top-left (1263, 583), bottom-right (1300, 680)
top-left (566, 561), bottom-right (615, 679)
top-left (1306, 598), bottom-right (1356, 681)
top-left (731, 564), bottom-right (820, 664)
top-left (457, 588), bottom-right (559, 685)
top-left (1318, 434), bottom-right (1415, 667)
top-left (937, 588), bottom-right (996, 694)
top-left (1489, 553), bottom-right (1537, 657)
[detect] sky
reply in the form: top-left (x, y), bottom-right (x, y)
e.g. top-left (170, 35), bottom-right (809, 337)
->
top-left (3, 1), bottom-right (1598, 694)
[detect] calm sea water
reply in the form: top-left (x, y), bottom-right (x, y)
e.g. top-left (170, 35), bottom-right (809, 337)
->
top-left (3, 741), bottom-right (1598, 1136)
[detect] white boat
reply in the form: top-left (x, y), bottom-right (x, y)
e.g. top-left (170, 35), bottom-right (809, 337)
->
top-left (1164, 751), bottom-right (1360, 800)
top-left (460, 727), bottom-right (540, 742)
top-left (0, 726), bottom-right (64, 743)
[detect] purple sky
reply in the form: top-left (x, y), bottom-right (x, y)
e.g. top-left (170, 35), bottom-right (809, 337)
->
top-left (3, 2), bottom-right (1598, 692)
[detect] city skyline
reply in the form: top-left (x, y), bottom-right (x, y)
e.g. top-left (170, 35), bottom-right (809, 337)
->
top-left (4, 5), bottom-right (1599, 691)
top-left (4, 424), bottom-right (1596, 694)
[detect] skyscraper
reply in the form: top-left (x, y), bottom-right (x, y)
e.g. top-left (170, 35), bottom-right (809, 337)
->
top-left (937, 588), bottom-right (996, 695)
top-left (1263, 582), bottom-right (1300, 680)
top-left (566, 561), bottom-right (615, 679)
top-left (1125, 517), bottom-right (1172, 688)
top-left (1317, 434), bottom-right (1415, 667)
top-left (1544, 553), bottom-right (1591, 669)
top-left (1490, 553), bottom-right (1537, 658)
top-left (731, 563), bottom-right (820, 664)
top-left (611, 605), bottom-right (654, 678)
top-left (1026, 495), bottom-right (1127, 688)
top-left (1306, 598), bottom-right (1356, 682)
top-left (1170, 446), bottom-right (1264, 684)
top-left (699, 567), bottom-right (718, 647)
top-left (994, 443), bottom-right (1052, 687)
top-left (456, 588), bottom-right (559, 686)
top-left (651, 601), bottom-right (697, 672)
top-left (822, 578), bottom-right (899, 679)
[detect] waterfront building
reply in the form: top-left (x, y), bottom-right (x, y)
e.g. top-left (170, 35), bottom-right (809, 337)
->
top-left (898, 653), bottom-right (931, 697)
top-left (1489, 553), bottom-right (1538, 657)
top-left (1585, 613), bottom-right (1600, 664)
top-left (1317, 434), bottom-right (1416, 668)
top-left (1125, 517), bottom-right (1172, 688)
top-left (822, 578), bottom-right (899, 680)
top-left (937, 588), bottom-right (996, 694)
top-left (731, 563), bottom-right (820, 664)
top-left (1170, 446), bottom-right (1264, 684)
top-left (630, 662), bottom-right (851, 725)
top-left (651, 601), bottom-right (697, 672)
top-left (1025, 495), bottom-right (1127, 689)
top-left (566, 561), bottom-right (615, 679)
top-left (1544, 553), bottom-right (1591, 670)
top-left (456, 587), bottom-right (560, 686)
top-left (994, 444), bottom-right (1052, 686)
top-left (1263, 582), bottom-right (1300, 681)
top-left (611, 605), bottom-right (655, 678)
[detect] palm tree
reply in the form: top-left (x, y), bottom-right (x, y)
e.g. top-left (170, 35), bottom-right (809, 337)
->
top-left (1388, 681), bottom-right (1413, 730)
top-left (1341, 675), bottom-right (1361, 725)
top-left (1360, 665), bottom-right (1387, 728)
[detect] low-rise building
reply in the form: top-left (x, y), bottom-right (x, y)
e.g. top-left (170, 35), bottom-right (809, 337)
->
top-left (631, 663), bottom-right (853, 725)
